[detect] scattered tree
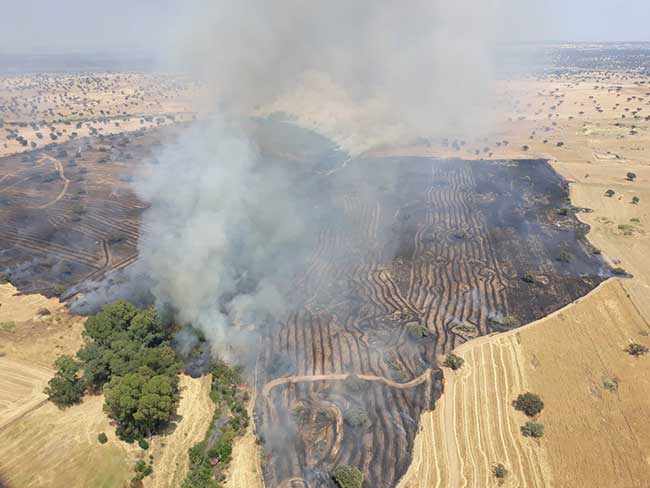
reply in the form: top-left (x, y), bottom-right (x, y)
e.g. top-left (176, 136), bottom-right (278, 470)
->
top-left (632, 196), bottom-right (640, 204)
top-left (332, 464), bottom-right (364, 488)
top-left (98, 432), bottom-right (108, 444)
top-left (493, 463), bottom-right (508, 483)
top-left (443, 353), bottom-right (465, 371)
top-left (625, 342), bottom-right (649, 357)
top-left (605, 189), bottom-right (615, 198)
top-left (522, 271), bottom-right (536, 283)
top-left (406, 321), bottom-right (429, 338)
top-left (626, 172), bottom-right (637, 182)
top-left (521, 421), bottom-right (544, 438)
top-left (513, 392), bottom-right (544, 417)
top-left (52, 283), bottom-right (67, 297)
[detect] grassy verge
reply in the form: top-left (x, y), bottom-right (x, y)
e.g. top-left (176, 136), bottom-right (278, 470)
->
top-left (181, 360), bottom-right (250, 488)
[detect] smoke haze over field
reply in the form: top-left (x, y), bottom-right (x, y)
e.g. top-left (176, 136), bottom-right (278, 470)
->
top-left (111, 0), bottom-right (546, 357)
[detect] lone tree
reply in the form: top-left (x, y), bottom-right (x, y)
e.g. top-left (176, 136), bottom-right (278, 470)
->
top-left (493, 463), bottom-right (508, 483)
top-left (443, 353), bottom-right (465, 371)
top-left (332, 464), bottom-right (364, 488)
top-left (632, 196), bottom-right (640, 204)
top-left (625, 342), bottom-right (649, 357)
top-left (626, 172), bottom-right (637, 182)
top-left (605, 189), bottom-right (615, 197)
top-left (521, 421), bottom-right (544, 438)
top-left (513, 392), bottom-right (544, 417)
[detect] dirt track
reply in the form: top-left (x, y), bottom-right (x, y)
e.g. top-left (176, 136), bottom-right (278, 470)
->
top-left (28, 154), bottom-right (69, 209)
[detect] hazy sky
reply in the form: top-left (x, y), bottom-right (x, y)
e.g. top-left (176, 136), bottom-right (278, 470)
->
top-left (0, 0), bottom-right (648, 55)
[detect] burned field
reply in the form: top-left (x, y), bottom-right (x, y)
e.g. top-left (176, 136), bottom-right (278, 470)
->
top-left (0, 128), bottom-right (178, 296)
top-left (255, 154), bottom-right (611, 488)
top-left (0, 117), bottom-right (612, 488)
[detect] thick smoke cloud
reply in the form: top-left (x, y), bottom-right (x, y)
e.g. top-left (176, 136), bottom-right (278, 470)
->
top-left (76, 1), bottom-right (539, 359)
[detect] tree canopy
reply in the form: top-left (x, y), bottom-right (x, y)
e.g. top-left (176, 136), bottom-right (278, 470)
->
top-left (45, 300), bottom-right (181, 441)
top-left (513, 392), bottom-right (544, 417)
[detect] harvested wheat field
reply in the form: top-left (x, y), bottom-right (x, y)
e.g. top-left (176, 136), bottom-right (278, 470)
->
top-left (143, 374), bottom-right (214, 488)
top-left (0, 282), bottom-right (214, 488)
top-left (399, 279), bottom-right (650, 488)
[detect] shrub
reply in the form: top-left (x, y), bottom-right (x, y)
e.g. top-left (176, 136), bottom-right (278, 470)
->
top-left (332, 464), bottom-right (364, 488)
top-left (344, 373), bottom-right (368, 393)
top-left (138, 438), bottom-right (150, 450)
top-left (632, 196), bottom-right (640, 204)
top-left (493, 463), bottom-right (508, 480)
top-left (626, 172), bottom-right (637, 181)
top-left (522, 271), bottom-right (536, 283)
top-left (625, 342), bottom-right (649, 356)
top-left (603, 378), bottom-right (619, 393)
top-left (605, 189), bottom-right (615, 197)
top-left (521, 422), bottom-right (544, 438)
top-left (406, 321), bottom-right (429, 338)
top-left (98, 432), bottom-right (108, 444)
top-left (343, 407), bottom-right (369, 428)
top-left (443, 353), bottom-right (464, 371)
top-left (52, 284), bottom-right (67, 297)
top-left (612, 267), bottom-right (627, 276)
top-left (513, 392), bottom-right (544, 417)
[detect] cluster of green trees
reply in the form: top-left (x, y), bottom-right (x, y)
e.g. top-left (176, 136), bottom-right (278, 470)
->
top-left (182, 360), bottom-right (250, 488)
top-left (45, 301), bottom-right (181, 441)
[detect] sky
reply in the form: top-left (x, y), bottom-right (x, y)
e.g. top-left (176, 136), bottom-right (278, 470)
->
top-left (0, 0), bottom-right (649, 56)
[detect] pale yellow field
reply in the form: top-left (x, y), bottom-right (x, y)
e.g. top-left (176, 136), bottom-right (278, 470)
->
top-left (0, 283), bottom-right (212, 488)
top-left (0, 72), bottom-right (197, 157)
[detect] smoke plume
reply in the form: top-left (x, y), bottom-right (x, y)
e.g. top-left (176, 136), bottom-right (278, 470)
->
top-left (79, 1), bottom-right (539, 357)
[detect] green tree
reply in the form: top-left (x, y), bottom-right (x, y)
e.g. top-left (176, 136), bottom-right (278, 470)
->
top-left (128, 307), bottom-right (165, 347)
top-left (332, 464), bottom-right (364, 488)
top-left (104, 373), bottom-right (148, 439)
top-left (98, 432), bottom-right (108, 444)
top-left (493, 463), bottom-right (508, 482)
top-left (77, 342), bottom-right (111, 391)
top-left (84, 300), bottom-right (138, 346)
top-left (521, 422), bottom-right (544, 438)
top-left (44, 355), bottom-right (86, 406)
top-left (626, 342), bottom-right (649, 356)
top-left (134, 375), bottom-right (177, 433)
top-left (513, 392), bottom-right (544, 417)
top-left (443, 353), bottom-right (465, 370)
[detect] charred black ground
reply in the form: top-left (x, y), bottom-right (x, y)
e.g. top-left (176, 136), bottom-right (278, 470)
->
top-left (0, 120), bottom-right (611, 488)
top-left (254, 150), bottom-right (610, 488)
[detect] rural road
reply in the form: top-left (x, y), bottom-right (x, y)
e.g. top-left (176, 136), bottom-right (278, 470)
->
top-left (262, 368), bottom-right (434, 399)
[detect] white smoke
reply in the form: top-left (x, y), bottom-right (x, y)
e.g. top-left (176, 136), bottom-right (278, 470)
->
top-left (127, 1), bottom-right (541, 356)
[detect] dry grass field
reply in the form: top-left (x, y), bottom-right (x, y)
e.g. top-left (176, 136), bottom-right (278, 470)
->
top-left (399, 279), bottom-right (650, 488)
top-left (0, 282), bottom-right (213, 488)
top-left (0, 73), bottom-right (196, 157)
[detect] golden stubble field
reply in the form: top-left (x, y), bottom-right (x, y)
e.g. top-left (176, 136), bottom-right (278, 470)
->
top-left (0, 282), bottom-right (214, 488)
